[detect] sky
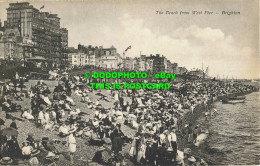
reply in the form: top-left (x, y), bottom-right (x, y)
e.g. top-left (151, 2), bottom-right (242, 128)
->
top-left (0, 0), bottom-right (259, 79)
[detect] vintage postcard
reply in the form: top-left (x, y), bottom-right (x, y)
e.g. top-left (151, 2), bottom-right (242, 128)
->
top-left (0, 0), bottom-right (259, 165)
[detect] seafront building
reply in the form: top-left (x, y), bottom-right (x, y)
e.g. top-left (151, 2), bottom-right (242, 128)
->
top-left (0, 2), bottom-right (68, 68)
top-left (67, 45), bottom-right (187, 74)
top-left (68, 44), bottom-right (123, 69)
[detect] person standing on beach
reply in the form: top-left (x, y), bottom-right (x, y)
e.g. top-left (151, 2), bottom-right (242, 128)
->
top-left (193, 125), bottom-right (199, 141)
top-left (188, 124), bottom-right (193, 143)
top-left (19, 77), bottom-right (24, 92)
top-left (191, 104), bottom-right (195, 114)
top-left (111, 129), bottom-right (123, 155)
top-left (12, 77), bottom-right (17, 92)
top-left (67, 132), bottom-right (76, 164)
top-left (205, 110), bottom-right (209, 121)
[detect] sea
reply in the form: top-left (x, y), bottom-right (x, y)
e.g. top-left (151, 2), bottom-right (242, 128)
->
top-left (196, 91), bottom-right (260, 165)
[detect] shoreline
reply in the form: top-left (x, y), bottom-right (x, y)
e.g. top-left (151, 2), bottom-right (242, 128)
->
top-left (176, 90), bottom-right (258, 164)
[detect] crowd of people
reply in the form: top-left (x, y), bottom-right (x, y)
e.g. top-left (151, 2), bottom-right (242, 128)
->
top-left (0, 69), bottom-right (258, 166)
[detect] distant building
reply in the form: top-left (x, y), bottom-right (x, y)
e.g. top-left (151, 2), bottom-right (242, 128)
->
top-left (100, 54), bottom-right (122, 69)
top-left (123, 57), bottom-right (135, 70)
top-left (68, 53), bottom-right (88, 66)
top-left (77, 44), bottom-right (122, 69)
top-left (189, 69), bottom-right (204, 78)
top-left (177, 67), bottom-right (188, 74)
top-left (166, 60), bottom-right (173, 73)
top-left (146, 54), bottom-right (165, 73)
top-left (172, 63), bottom-right (178, 73)
top-left (139, 55), bottom-right (146, 71)
top-left (146, 58), bottom-right (154, 72)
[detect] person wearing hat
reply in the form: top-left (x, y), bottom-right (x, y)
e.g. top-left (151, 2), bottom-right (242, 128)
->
top-left (26, 133), bottom-right (35, 148)
top-left (10, 119), bottom-right (17, 129)
top-left (29, 151), bottom-right (40, 166)
top-left (158, 130), bottom-right (166, 147)
top-left (59, 122), bottom-right (70, 136)
top-left (0, 157), bottom-right (13, 165)
top-left (175, 154), bottom-right (184, 166)
top-left (59, 108), bottom-right (66, 122)
top-left (145, 135), bottom-right (158, 165)
top-left (42, 137), bottom-right (57, 158)
top-left (188, 156), bottom-right (196, 166)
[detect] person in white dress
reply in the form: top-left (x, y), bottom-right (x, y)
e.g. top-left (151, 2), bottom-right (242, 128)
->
top-left (67, 132), bottom-right (76, 164)
top-left (38, 110), bottom-right (44, 125)
top-left (191, 104), bottom-right (195, 114)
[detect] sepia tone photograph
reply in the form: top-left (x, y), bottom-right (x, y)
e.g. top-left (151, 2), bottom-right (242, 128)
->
top-left (0, 0), bottom-right (259, 165)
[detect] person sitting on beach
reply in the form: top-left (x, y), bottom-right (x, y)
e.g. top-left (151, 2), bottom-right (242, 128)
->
top-left (92, 118), bottom-right (100, 128)
top-left (21, 141), bottom-right (33, 160)
top-left (41, 94), bottom-right (52, 105)
top-left (59, 122), bottom-right (70, 136)
top-left (69, 121), bottom-right (78, 133)
top-left (92, 146), bottom-right (107, 165)
top-left (26, 133), bottom-right (35, 148)
top-left (49, 108), bottom-right (57, 123)
top-left (22, 108), bottom-right (34, 120)
top-left (65, 95), bottom-right (76, 106)
top-left (45, 121), bottom-right (55, 131)
top-left (42, 137), bottom-right (58, 159)
top-left (64, 102), bottom-right (72, 111)
top-left (212, 108), bottom-right (217, 115)
top-left (58, 109), bottom-right (66, 122)
top-left (69, 108), bottom-right (80, 117)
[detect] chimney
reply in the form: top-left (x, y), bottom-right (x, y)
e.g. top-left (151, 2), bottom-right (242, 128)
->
top-left (78, 44), bottom-right (81, 50)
